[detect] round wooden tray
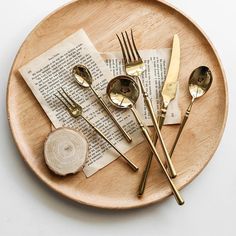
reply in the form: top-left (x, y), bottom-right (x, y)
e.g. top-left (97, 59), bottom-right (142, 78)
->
top-left (7, 0), bottom-right (228, 209)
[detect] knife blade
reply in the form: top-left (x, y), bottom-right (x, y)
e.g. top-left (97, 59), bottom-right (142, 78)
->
top-left (159, 34), bottom-right (180, 129)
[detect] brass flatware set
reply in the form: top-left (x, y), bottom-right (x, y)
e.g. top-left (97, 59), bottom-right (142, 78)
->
top-left (55, 30), bottom-right (213, 205)
top-left (116, 31), bottom-right (176, 179)
top-left (72, 64), bottom-right (132, 143)
top-left (106, 75), bottom-right (184, 205)
top-left (55, 88), bottom-right (138, 171)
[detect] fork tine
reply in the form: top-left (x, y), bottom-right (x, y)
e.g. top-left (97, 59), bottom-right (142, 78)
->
top-left (55, 94), bottom-right (71, 110)
top-left (116, 34), bottom-right (127, 65)
top-left (131, 29), bottom-right (141, 60)
top-left (61, 88), bottom-right (77, 107)
top-left (121, 32), bottom-right (132, 63)
top-left (58, 90), bottom-right (74, 108)
top-left (125, 31), bottom-right (136, 61)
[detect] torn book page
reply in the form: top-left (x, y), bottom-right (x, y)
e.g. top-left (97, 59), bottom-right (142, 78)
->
top-left (19, 29), bottom-right (144, 177)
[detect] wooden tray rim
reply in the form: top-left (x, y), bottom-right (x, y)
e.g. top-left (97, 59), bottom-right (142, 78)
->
top-left (6, 0), bottom-right (228, 209)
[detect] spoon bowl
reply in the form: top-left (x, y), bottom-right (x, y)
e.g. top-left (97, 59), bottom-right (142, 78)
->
top-left (189, 66), bottom-right (213, 99)
top-left (107, 75), bottom-right (139, 109)
top-left (72, 65), bottom-right (92, 88)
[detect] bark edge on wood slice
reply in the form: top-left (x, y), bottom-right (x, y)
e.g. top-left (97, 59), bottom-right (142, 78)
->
top-left (44, 127), bottom-right (88, 176)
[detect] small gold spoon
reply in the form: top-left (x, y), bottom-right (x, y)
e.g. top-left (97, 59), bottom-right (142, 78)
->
top-left (170, 66), bottom-right (213, 156)
top-left (72, 65), bottom-right (132, 143)
top-left (107, 75), bottom-right (184, 205)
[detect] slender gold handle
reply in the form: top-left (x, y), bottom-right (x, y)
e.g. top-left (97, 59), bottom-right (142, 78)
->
top-left (131, 108), bottom-right (184, 205)
top-left (90, 86), bottom-right (132, 143)
top-left (158, 104), bottom-right (168, 130)
top-left (138, 127), bottom-right (162, 196)
top-left (138, 151), bottom-right (153, 196)
top-left (170, 99), bottom-right (195, 156)
top-left (138, 103), bottom-right (168, 196)
top-left (81, 116), bottom-right (138, 172)
top-left (137, 78), bottom-right (176, 178)
top-left (145, 97), bottom-right (176, 177)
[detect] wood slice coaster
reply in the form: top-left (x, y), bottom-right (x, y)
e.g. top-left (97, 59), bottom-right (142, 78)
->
top-left (7, 0), bottom-right (228, 209)
top-left (44, 128), bottom-right (88, 176)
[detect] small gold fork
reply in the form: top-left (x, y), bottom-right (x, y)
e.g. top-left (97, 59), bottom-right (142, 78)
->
top-left (116, 30), bottom-right (177, 178)
top-left (55, 88), bottom-right (138, 172)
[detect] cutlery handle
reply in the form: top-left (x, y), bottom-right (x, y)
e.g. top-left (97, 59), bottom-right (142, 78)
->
top-left (81, 116), bottom-right (138, 172)
top-left (138, 150), bottom-right (153, 196)
top-left (138, 126), bottom-right (161, 196)
top-left (158, 103), bottom-right (168, 130)
top-left (170, 99), bottom-right (194, 156)
top-left (138, 102), bottom-right (175, 196)
top-left (137, 77), bottom-right (176, 178)
top-left (144, 96), bottom-right (176, 178)
top-left (90, 87), bottom-right (132, 143)
top-left (131, 108), bottom-right (184, 205)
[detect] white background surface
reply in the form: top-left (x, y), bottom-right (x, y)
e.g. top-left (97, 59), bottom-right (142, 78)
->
top-left (0, 0), bottom-right (234, 235)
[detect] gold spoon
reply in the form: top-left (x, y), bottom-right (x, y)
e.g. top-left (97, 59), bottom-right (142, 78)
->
top-left (72, 65), bottom-right (132, 143)
top-left (107, 75), bottom-right (184, 205)
top-left (170, 66), bottom-right (213, 156)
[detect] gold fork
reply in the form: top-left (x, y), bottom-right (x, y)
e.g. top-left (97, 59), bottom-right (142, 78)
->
top-left (55, 88), bottom-right (138, 172)
top-left (116, 30), bottom-right (177, 178)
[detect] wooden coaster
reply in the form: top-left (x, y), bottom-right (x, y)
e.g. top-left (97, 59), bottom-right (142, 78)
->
top-left (44, 128), bottom-right (88, 176)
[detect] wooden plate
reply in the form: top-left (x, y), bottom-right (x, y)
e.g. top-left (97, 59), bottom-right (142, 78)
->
top-left (7, 0), bottom-right (228, 209)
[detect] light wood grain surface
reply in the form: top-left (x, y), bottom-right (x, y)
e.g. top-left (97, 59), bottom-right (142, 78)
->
top-left (7, 0), bottom-right (228, 209)
top-left (44, 127), bottom-right (88, 176)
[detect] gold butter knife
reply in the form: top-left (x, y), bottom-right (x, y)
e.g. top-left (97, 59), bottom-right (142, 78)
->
top-left (138, 34), bottom-right (181, 196)
top-left (159, 34), bottom-right (181, 129)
